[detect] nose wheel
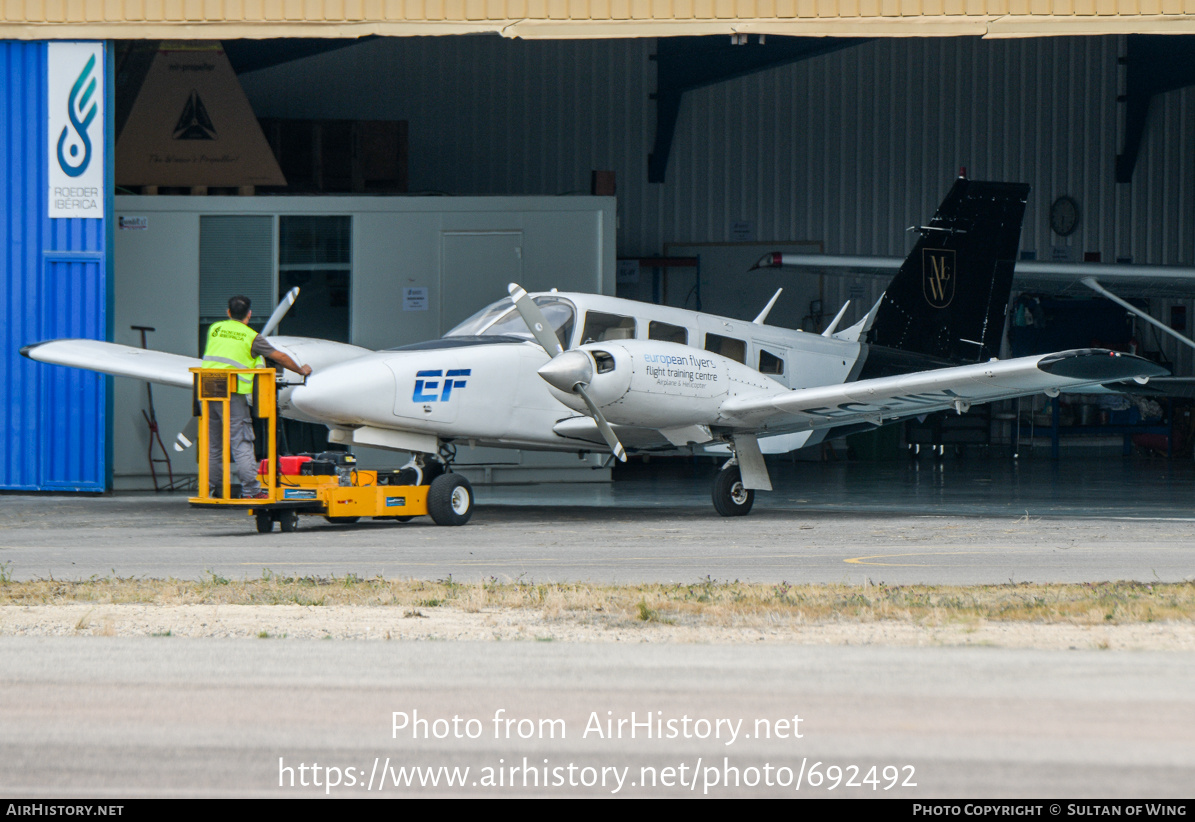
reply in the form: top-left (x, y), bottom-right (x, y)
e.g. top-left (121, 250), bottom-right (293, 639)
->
top-left (712, 466), bottom-right (754, 517)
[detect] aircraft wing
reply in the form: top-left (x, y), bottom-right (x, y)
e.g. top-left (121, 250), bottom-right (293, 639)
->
top-left (259, 336), bottom-right (372, 372)
top-left (21, 339), bottom-right (201, 388)
top-left (719, 349), bottom-right (1169, 433)
top-left (755, 252), bottom-right (1195, 299)
top-left (21, 335), bottom-right (373, 388)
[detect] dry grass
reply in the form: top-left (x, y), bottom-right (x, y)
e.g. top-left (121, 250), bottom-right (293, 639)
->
top-left (0, 571), bottom-right (1192, 627)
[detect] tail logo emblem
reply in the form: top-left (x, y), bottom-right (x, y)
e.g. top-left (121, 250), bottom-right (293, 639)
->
top-left (922, 249), bottom-right (955, 309)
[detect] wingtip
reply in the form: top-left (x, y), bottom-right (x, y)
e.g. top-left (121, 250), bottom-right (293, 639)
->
top-left (19, 341), bottom-right (50, 360)
top-left (1038, 349), bottom-right (1170, 381)
top-left (749, 253), bottom-right (783, 271)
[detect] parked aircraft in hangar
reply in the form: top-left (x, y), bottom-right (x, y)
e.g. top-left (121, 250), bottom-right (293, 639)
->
top-left (23, 176), bottom-right (1167, 517)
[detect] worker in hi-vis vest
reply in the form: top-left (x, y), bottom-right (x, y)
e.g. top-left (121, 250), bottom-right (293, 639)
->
top-left (202, 294), bottom-right (312, 498)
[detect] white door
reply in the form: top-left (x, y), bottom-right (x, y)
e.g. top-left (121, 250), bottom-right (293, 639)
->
top-left (439, 231), bottom-right (523, 334)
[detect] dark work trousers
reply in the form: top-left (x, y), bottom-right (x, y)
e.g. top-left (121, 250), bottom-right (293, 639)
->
top-left (208, 393), bottom-right (260, 496)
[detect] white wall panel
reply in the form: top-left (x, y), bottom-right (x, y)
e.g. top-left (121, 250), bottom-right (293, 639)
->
top-left (111, 194), bottom-right (615, 487)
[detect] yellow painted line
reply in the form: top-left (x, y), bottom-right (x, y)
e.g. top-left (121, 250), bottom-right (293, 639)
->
top-left (236, 547), bottom-right (1053, 570)
top-left (235, 558), bottom-right (812, 568)
top-left (232, 553), bottom-right (860, 569)
top-left (845, 550), bottom-right (1014, 567)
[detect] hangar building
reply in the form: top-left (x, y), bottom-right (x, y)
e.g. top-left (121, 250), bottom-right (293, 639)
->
top-left (3, 4), bottom-right (1195, 490)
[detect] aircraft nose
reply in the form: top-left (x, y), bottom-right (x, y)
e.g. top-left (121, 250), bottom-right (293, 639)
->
top-left (289, 361), bottom-right (391, 425)
top-left (537, 350), bottom-right (593, 393)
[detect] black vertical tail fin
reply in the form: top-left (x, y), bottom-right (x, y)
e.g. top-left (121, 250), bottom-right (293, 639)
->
top-left (866, 177), bottom-right (1030, 363)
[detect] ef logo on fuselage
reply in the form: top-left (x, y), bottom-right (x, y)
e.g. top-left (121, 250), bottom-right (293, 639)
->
top-left (413, 369), bottom-right (471, 402)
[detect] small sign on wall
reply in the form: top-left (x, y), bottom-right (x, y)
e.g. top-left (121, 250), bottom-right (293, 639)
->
top-left (403, 287), bottom-right (428, 311)
top-left (730, 221), bottom-right (755, 242)
top-left (616, 259), bottom-right (640, 285)
top-left (48, 42), bottom-right (105, 219)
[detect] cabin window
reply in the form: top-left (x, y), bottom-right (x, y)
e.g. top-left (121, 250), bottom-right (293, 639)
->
top-left (582, 312), bottom-right (636, 343)
top-left (759, 349), bottom-right (785, 375)
top-left (705, 333), bottom-right (746, 364)
top-left (648, 321), bottom-right (687, 344)
top-left (446, 296), bottom-right (576, 350)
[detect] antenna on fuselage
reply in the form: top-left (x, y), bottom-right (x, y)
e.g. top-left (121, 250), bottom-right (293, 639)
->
top-left (821, 300), bottom-right (851, 337)
top-left (752, 289), bottom-right (783, 324)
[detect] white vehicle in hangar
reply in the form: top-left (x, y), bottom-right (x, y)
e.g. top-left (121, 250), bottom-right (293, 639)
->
top-left (24, 176), bottom-right (1167, 520)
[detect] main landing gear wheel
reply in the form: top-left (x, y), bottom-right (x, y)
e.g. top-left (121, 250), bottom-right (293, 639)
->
top-left (427, 473), bottom-right (473, 526)
top-left (255, 511), bottom-right (274, 533)
top-left (712, 466), bottom-right (754, 517)
top-left (278, 509), bottom-right (300, 533)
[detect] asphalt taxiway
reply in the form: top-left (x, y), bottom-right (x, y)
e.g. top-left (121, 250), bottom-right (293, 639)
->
top-left (1, 456), bottom-right (1191, 584)
top-left (2, 639), bottom-right (1193, 798)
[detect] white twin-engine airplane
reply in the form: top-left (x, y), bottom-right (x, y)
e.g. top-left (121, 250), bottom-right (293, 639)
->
top-left (24, 176), bottom-right (1168, 517)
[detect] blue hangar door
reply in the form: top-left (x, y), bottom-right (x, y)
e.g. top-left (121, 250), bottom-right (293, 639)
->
top-left (1, 40), bottom-right (112, 491)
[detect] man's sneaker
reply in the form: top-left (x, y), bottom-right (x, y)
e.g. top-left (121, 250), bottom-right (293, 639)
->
top-left (243, 489), bottom-right (270, 500)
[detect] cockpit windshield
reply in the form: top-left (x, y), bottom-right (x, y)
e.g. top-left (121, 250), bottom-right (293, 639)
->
top-left (445, 296), bottom-right (576, 350)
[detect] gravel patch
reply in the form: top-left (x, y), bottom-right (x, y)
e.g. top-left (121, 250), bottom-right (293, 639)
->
top-left (3, 604), bottom-right (1193, 650)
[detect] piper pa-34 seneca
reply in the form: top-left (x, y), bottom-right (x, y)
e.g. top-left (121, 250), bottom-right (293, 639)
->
top-left (23, 176), bottom-right (1169, 519)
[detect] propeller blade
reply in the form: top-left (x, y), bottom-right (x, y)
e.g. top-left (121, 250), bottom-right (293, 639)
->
top-left (173, 416), bottom-right (199, 452)
top-left (508, 283), bottom-right (563, 357)
top-left (575, 385), bottom-right (626, 462)
top-left (260, 287), bottom-right (300, 338)
top-left (508, 282), bottom-right (624, 462)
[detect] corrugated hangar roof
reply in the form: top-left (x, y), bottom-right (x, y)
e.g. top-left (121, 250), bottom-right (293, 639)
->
top-left (2, 0), bottom-right (1195, 39)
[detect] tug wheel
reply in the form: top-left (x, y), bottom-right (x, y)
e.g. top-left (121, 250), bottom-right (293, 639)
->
top-left (255, 512), bottom-right (274, 533)
top-left (712, 466), bottom-right (754, 517)
top-left (428, 474), bottom-right (473, 526)
top-left (278, 509), bottom-right (300, 533)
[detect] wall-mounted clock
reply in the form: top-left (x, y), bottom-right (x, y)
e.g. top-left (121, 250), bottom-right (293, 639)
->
top-left (1050, 196), bottom-right (1080, 237)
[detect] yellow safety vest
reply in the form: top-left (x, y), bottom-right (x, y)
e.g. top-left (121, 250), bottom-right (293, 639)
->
top-left (202, 319), bottom-right (264, 394)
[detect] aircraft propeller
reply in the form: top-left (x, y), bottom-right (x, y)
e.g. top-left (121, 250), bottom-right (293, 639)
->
top-left (508, 283), bottom-right (626, 462)
top-left (260, 287), bottom-right (300, 338)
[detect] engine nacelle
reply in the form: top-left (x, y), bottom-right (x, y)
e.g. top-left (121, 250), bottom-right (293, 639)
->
top-left (541, 340), bottom-right (786, 429)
